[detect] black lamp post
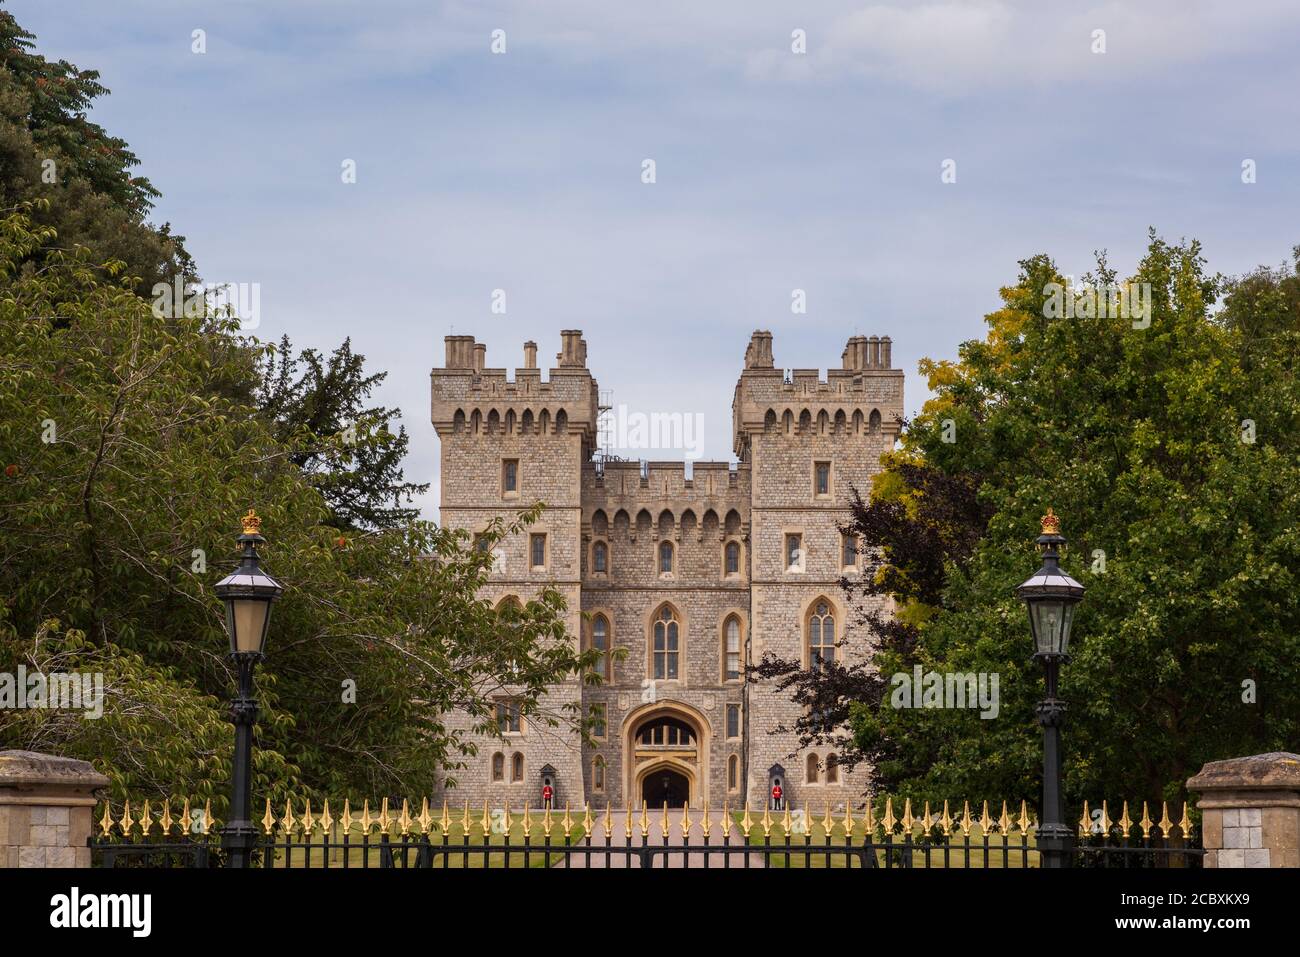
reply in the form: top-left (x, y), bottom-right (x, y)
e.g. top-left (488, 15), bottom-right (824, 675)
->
top-left (1016, 509), bottom-right (1084, 869)
top-left (213, 509), bottom-right (284, 868)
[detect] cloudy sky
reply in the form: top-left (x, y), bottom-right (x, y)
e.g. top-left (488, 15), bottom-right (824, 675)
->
top-left (15, 1), bottom-right (1300, 518)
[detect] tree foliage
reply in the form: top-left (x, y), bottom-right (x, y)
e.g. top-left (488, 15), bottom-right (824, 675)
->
top-left (0, 206), bottom-right (596, 807)
top-left (762, 234), bottom-right (1300, 807)
top-left (0, 7), bottom-right (193, 295)
top-left (256, 335), bottom-right (428, 531)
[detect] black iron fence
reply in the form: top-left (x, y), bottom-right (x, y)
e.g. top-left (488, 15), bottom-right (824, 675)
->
top-left (89, 796), bottom-right (1203, 869)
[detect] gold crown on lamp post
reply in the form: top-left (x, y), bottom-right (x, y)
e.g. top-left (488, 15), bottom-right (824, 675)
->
top-left (241, 509), bottom-right (263, 536)
top-left (1040, 509), bottom-right (1060, 535)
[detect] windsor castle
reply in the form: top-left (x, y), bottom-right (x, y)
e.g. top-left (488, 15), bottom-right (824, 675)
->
top-left (430, 330), bottom-right (902, 810)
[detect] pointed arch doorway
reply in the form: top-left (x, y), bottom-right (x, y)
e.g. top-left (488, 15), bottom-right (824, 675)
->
top-left (640, 765), bottom-right (691, 809)
top-left (624, 701), bottom-right (710, 809)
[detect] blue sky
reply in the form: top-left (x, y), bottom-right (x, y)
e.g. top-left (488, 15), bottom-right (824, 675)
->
top-left (13, 1), bottom-right (1300, 518)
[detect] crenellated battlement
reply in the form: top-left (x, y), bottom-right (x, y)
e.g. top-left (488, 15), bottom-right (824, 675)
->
top-left (732, 330), bottom-right (904, 459)
top-left (583, 460), bottom-right (750, 513)
top-left (581, 461), bottom-right (750, 550)
top-left (431, 332), bottom-right (600, 449)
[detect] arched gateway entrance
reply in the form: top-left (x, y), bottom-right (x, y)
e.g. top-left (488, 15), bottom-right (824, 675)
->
top-left (642, 768), bottom-right (690, 808)
top-left (623, 702), bottom-right (710, 809)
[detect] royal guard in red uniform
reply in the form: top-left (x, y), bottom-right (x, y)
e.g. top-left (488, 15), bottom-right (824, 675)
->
top-left (542, 783), bottom-right (554, 809)
top-left (771, 782), bottom-right (783, 811)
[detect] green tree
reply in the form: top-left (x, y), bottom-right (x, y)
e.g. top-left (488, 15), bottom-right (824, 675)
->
top-left (0, 206), bottom-right (597, 807)
top-left (0, 7), bottom-right (193, 296)
top-left (761, 234), bottom-right (1300, 807)
top-left (256, 335), bottom-right (428, 531)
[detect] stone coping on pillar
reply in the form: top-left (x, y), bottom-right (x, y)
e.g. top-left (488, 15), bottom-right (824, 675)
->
top-left (1187, 752), bottom-right (1300, 869)
top-left (0, 750), bottom-right (109, 799)
top-left (1187, 751), bottom-right (1300, 809)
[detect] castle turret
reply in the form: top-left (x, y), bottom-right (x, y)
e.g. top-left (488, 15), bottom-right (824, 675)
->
top-left (731, 330), bottom-right (902, 807)
top-left (430, 331), bottom-right (600, 808)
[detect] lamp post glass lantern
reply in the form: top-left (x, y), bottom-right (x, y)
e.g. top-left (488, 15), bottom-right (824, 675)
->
top-left (1016, 509), bottom-right (1084, 869)
top-left (214, 510), bottom-right (284, 656)
top-left (213, 509), bottom-right (283, 868)
top-left (1016, 509), bottom-right (1084, 658)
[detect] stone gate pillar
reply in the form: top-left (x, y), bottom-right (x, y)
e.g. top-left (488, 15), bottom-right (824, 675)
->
top-left (1187, 752), bottom-right (1300, 868)
top-left (0, 750), bottom-right (109, 868)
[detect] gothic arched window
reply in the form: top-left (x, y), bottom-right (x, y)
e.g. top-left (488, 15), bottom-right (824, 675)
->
top-left (651, 605), bottom-right (680, 680)
top-left (808, 600), bottom-right (835, 671)
top-left (723, 616), bottom-right (742, 680)
top-left (590, 614), bottom-right (611, 680)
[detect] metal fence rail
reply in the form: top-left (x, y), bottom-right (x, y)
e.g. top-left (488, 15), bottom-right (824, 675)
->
top-left (89, 795), bottom-right (1203, 869)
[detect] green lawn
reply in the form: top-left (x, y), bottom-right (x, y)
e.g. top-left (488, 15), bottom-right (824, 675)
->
top-left (728, 812), bottom-right (1041, 868)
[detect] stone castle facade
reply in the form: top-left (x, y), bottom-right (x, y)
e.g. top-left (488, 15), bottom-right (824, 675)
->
top-left (430, 330), bottom-right (902, 810)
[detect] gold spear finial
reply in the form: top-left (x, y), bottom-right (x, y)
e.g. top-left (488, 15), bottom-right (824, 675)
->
top-left (241, 509), bottom-right (263, 536)
top-left (1040, 509), bottom-right (1060, 535)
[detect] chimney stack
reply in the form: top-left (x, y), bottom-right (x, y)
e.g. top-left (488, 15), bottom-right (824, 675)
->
top-left (558, 330), bottom-right (586, 368)
top-left (444, 335), bottom-right (475, 369)
top-left (867, 336), bottom-right (880, 368)
top-left (880, 336), bottom-right (892, 368)
top-left (523, 341), bottom-right (537, 369)
top-left (472, 342), bottom-right (486, 372)
top-left (744, 330), bottom-right (774, 369)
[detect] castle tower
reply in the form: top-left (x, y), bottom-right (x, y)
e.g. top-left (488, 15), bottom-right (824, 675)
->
top-left (430, 331), bottom-right (599, 806)
top-left (732, 330), bottom-right (904, 808)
